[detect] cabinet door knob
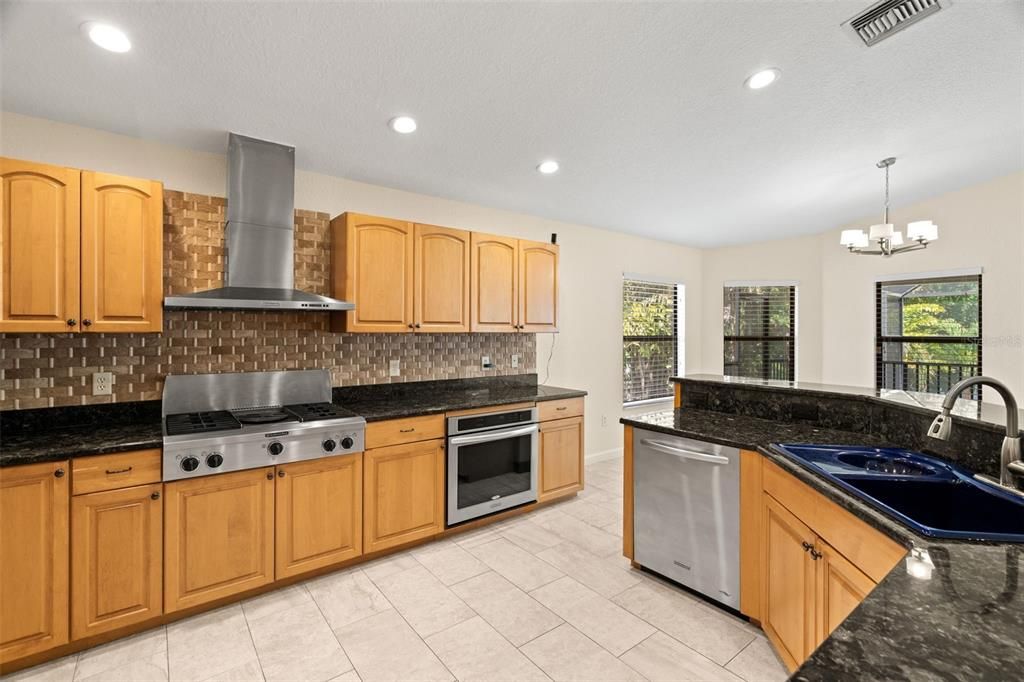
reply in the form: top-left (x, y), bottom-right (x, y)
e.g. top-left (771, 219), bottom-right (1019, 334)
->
top-left (66, 319), bottom-right (77, 327)
top-left (278, 470), bottom-right (285, 478)
top-left (266, 471), bottom-right (274, 480)
top-left (415, 323), bottom-right (421, 329)
top-left (151, 491), bottom-right (161, 500)
top-left (82, 319), bottom-right (93, 327)
top-left (54, 468), bottom-right (66, 478)
top-left (408, 323), bottom-right (415, 329)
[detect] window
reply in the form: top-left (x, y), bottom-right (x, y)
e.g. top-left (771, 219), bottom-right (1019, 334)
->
top-left (723, 284), bottom-right (796, 381)
top-left (876, 274), bottom-right (982, 396)
top-left (623, 278), bottom-right (682, 403)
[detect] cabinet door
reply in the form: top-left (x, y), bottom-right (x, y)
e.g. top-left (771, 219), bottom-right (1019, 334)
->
top-left (414, 224), bottom-right (470, 332)
top-left (518, 240), bottom-right (558, 332)
top-left (538, 416), bottom-right (584, 502)
top-left (761, 495), bottom-right (816, 672)
top-left (0, 158), bottom-right (80, 333)
top-left (333, 213), bottom-right (414, 333)
top-left (276, 454), bottom-right (363, 579)
top-left (80, 172), bottom-right (164, 333)
top-left (71, 483), bottom-right (162, 639)
top-left (0, 460), bottom-right (69, 664)
top-left (164, 468), bottom-right (274, 613)
top-left (364, 439), bottom-right (444, 553)
top-left (815, 540), bottom-right (876, 647)
top-left (470, 233), bottom-right (518, 332)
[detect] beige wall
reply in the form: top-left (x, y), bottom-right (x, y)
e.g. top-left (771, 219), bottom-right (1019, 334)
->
top-left (0, 112), bottom-right (704, 459)
top-left (700, 171), bottom-right (1024, 402)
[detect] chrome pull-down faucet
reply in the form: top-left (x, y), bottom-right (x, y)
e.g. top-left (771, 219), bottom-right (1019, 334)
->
top-left (927, 376), bottom-right (1024, 490)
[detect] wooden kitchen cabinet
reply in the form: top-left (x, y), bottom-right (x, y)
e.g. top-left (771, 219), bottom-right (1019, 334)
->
top-left (70, 483), bottom-right (163, 639)
top-left (275, 454), bottom-right (363, 579)
top-left (0, 158), bottom-right (80, 333)
top-left (538, 416), bottom-right (584, 502)
top-left (363, 439), bottom-right (445, 553)
top-left (0, 460), bottom-right (69, 664)
top-left (761, 494), bottom-right (817, 671)
top-left (517, 239), bottom-right (558, 332)
top-left (163, 468), bottom-right (275, 613)
top-left (470, 232), bottom-right (518, 332)
top-left (815, 540), bottom-right (876, 645)
top-left (414, 224), bottom-right (470, 332)
top-left (80, 171), bottom-right (163, 332)
top-left (331, 213), bottom-right (415, 333)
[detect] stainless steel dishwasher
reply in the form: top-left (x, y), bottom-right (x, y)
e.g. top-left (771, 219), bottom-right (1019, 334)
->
top-left (633, 428), bottom-right (740, 610)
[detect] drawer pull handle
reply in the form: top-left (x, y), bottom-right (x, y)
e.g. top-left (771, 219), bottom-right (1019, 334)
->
top-left (105, 467), bottom-right (133, 475)
top-left (399, 428), bottom-right (416, 433)
top-left (556, 406), bottom-right (567, 411)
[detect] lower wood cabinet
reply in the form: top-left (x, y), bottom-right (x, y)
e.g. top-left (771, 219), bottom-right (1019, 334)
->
top-left (0, 461), bottom-right (69, 665)
top-left (538, 416), bottom-right (584, 502)
top-left (275, 454), bottom-right (363, 579)
top-left (71, 483), bottom-right (162, 639)
top-left (363, 439), bottom-right (445, 553)
top-left (164, 468), bottom-right (275, 613)
top-left (815, 540), bottom-right (876, 644)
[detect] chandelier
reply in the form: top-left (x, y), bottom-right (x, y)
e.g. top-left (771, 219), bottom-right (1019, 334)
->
top-left (840, 157), bottom-right (938, 256)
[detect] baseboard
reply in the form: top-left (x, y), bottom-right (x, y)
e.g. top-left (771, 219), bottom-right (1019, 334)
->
top-left (585, 447), bottom-right (623, 464)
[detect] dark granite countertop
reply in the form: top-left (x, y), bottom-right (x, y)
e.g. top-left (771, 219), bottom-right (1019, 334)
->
top-left (622, 408), bottom-right (1023, 681)
top-left (1, 376), bottom-right (587, 467)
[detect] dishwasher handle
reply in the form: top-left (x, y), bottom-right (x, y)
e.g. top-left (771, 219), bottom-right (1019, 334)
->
top-left (640, 439), bottom-right (730, 465)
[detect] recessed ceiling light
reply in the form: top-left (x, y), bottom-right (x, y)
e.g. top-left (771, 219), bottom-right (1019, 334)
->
top-left (744, 68), bottom-right (780, 90)
top-left (537, 160), bottom-right (560, 175)
top-left (389, 116), bottom-right (417, 134)
top-left (82, 22), bottom-right (131, 53)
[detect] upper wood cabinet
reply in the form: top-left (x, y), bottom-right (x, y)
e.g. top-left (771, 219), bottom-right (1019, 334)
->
top-left (275, 454), bottom-right (363, 579)
top-left (363, 438), bottom-right (445, 553)
top-left (0, 157), bottom-right (163, 334)
top-left (518, 239), bottom-right (559, 332)
top-left (331, 213), bottom-right (415, 333)
top-left (0, 460), bottom-right (69, 665)
top-left (0, 159), bottom-right (81, 333)
top-left (80, 172), bottom-right (164, 333)
top-left (71, 483), bottom-right (162, 639)
top-left (470, 233), bottom-right (518, 332)
top-left (163, 468), bottom-right (275, 613)
top-left (414, 224), bottom-right (470, 332)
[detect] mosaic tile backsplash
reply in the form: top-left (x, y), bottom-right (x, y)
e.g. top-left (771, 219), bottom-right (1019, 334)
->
top-left (0, 191), bottom-right (536, 409)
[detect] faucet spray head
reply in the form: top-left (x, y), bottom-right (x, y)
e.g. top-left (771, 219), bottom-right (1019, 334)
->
top-left (928, 409), bottom-right (953, 441)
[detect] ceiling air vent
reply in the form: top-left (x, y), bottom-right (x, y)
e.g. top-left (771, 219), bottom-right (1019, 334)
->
top-left (843, 0), bottom-right (946, 46)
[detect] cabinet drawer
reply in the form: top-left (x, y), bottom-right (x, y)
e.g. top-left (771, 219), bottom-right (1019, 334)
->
top-left (365, 415), bottom-right (445, 449)
top-left (72, 450), bottom-right (162, 495)
top-left (538, 397), bottom-right (584, 422)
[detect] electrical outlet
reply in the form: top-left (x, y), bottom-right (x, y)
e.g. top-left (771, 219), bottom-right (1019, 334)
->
top-left (601, 415), bottom-right (608, 427)
top-left (389, 359), bottom-right (401, 377)
top-left (93, 371), bottom-right (113, 396)
top-left (511, 354), bottom-right (520, 369)
top-left (481, 355), bottom-right (493, 370)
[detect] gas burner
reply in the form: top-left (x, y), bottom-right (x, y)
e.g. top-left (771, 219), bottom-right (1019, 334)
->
top-left (287, 402), bottom-right (354, 422)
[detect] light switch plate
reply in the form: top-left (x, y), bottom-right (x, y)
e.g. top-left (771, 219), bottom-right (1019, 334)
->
top-left (93, 372), bottom-right (113, 396)
top-left (481, 355), bottom-right (492, 369)
top-left (389, 359), bottom-right (401, 377)
top-left (511, 354), bottom-right (520, 369)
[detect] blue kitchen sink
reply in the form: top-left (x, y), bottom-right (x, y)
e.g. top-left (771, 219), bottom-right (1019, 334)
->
top-left (772, 445), bottom-right (1024, 543)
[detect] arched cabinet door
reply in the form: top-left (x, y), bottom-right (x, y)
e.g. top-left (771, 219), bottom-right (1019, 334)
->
top-left (470, 232), bottom-right (518, 332)
top-left (414, 223), bottom-right (470, 333)
top-left (80, 171), bottom-right (164, 332)
top-left (0, 158), bottom-right (81, 333)
top-left (518, 239), bottom-right (559, 332)
top-left (332, 213), bottom-right (414, 333)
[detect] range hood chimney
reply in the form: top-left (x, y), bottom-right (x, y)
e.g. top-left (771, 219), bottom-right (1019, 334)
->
top-left (163, 133), bottom-right (354, 311)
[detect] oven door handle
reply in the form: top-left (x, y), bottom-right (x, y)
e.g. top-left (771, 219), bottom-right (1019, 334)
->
top-left (640, 439), bottom-right (730, 465)
top-left (449, 423), bottom-right (539, 446)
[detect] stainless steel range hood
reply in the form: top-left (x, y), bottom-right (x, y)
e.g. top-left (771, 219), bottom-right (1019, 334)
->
top-left (164, 133), bottom-right (354, 311)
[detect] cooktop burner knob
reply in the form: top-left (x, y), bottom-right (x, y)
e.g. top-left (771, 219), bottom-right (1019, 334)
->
top-left (206, 453), bottom-right (224, 468)
top-left (268, 441), bottom-right (284, 456)
top-left (341, 437), bottom-right (355, 450)
top-left (180, 456), bottom-right (200, 472)
top-left (322, 439), bottom-right (336, 452)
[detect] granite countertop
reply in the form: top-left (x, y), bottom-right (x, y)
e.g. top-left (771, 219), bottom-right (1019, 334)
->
top-left (1, 379), bottom-right (587, 467)
top-left (622, 408), bottom-right (1024, 681)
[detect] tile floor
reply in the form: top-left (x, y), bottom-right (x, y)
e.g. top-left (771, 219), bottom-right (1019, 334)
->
top-left (3, 459), bottom-right (787, 682)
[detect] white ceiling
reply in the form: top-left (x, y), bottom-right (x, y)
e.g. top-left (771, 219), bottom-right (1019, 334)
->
top-left (1, 1), bottom-right (1021, 248)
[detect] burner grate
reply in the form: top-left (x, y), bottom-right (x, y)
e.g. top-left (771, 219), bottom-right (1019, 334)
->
top-left (287, 402), bottom-right (353, 422)
top-left (166, 411), bottom-right (241, 436)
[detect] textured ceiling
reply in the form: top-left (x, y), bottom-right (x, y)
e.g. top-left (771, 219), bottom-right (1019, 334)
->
top-left (1, 1), bottom-right (1021, 247)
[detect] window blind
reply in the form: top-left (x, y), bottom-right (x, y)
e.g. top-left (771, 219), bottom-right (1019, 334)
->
top-left (876, 275), bottom-right (982, 397)
top-left (723, 285), bottom-right (796, 381)
top-left (623, 279), bottom-right (679, 403)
